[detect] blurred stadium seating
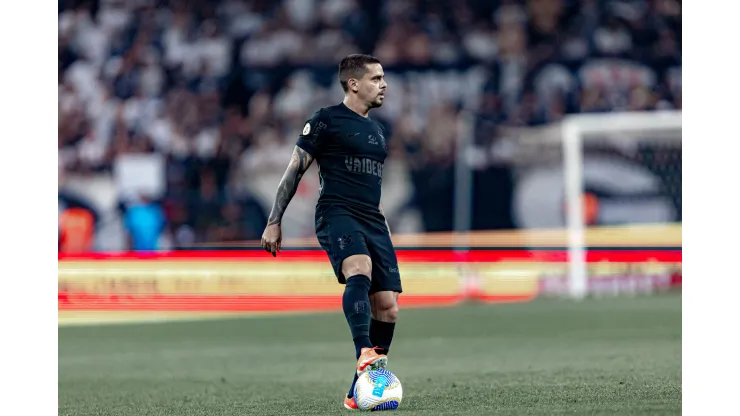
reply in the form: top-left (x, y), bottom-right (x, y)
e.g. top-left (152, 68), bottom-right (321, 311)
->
top-left (58, 0), bottom-right (682, 252)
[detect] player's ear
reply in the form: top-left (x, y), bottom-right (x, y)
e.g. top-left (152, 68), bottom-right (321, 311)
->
top-left (349, 78), bottom-right (359, 93)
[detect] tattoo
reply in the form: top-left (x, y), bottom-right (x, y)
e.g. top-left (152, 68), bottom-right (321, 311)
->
top-left (267, 147), bottom-right (314, 225)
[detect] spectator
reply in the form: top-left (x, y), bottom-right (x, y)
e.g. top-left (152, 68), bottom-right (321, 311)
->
top-left (58, 0), bottom-right (682, 247)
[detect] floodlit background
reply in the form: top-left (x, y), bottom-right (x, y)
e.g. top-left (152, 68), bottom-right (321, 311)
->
top-left (58, 0), bottom-right (681, 250)
top-left (58, 1), bottom-right (682, 414)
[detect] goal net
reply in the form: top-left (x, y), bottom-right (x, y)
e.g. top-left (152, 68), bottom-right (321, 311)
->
top-left (493, 111), bottom-right (682, 299)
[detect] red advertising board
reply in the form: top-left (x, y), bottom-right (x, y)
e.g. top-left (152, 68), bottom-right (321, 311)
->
top-left (59, 248), bottom-right (680, 324)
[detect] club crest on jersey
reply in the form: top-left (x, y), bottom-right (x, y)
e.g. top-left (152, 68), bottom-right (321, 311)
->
top-left (303, 123), bottom-right (311, 135)
top-left (368, 135), bottom-right (378, 145)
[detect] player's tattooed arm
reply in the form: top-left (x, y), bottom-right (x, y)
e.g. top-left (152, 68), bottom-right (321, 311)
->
top-left (267, 146), bottom-right (314, 225)
top-left (379, 203), bottom-right (391, 236)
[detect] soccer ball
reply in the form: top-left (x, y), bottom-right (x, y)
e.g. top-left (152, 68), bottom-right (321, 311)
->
top-left (353, 368), bottom-right (403, 411)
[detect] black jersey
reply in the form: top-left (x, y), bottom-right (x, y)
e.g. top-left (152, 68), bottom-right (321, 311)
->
top-left (296, 103), bottom-right (388, 224)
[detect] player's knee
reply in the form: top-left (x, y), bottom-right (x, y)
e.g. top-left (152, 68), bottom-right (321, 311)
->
top-left (383, 303), bottom-right (399, 322)
top-left (373, 296), bottom-right (399, 322)
top-left (342, 255), bottom-right (372, 279)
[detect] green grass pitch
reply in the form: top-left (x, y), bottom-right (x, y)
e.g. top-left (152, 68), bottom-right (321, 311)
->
top-left (59, 294), bottom-right (681, 415)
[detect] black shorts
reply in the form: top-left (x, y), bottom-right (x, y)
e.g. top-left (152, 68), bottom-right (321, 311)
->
top-left (316, 214), bottom-right (402, 294)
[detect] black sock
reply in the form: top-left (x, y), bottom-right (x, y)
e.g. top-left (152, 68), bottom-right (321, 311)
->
top-left (369, 318), bottom-right (396, 356)
top-left (348, 373), bottom-right (360, 399)
top-left (342, 275), bottom-right (373, 359)
top-left (348, 318), bottom-right (397, 398)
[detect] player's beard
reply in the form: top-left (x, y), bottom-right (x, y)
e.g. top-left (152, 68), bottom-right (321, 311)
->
top-left (370, 96), bottom-right (384, 108)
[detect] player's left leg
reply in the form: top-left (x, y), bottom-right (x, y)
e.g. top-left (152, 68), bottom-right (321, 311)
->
top-left (369, 290), bottom-right (399, 356)
top-left (366, 226), bottom-right (402, 359)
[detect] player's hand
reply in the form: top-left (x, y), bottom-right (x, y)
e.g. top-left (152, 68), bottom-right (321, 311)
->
top-left (261, 223), bottom-right (282, 257)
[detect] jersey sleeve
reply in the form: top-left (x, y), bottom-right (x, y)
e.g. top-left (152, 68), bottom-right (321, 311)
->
top-left (296, 108), bottom-right (330, 157)
top-left (379, 122), bottom-right (389, 142)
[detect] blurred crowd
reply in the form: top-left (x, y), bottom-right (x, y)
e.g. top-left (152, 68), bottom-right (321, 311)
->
top-left (58, 0), bottom-right (681, 251)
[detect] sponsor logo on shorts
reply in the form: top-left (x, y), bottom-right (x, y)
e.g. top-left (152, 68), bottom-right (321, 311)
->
top-left (338, 234), bottom-right (353, 250)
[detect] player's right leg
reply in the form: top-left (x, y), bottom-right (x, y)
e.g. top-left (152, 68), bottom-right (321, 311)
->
top-left (340, 255), bottom-right (388, 375)
top-left (346, 226), bottom-right (401, 403)
top-left (315, 217), bottom-right (387, 410)
top-left (345, 291), bottom-right (398, 405)
top-left (340, 254), bottom-right (386, 411)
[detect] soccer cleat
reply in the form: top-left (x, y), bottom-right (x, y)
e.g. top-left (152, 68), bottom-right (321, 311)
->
top-left (343, 396), bottom-right (358, 410)
top-left (356, 347), bottom-right (387, 375)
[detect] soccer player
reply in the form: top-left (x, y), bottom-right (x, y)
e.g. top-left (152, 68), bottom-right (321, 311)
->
top-left (261, 54), bottom-right (400, 410)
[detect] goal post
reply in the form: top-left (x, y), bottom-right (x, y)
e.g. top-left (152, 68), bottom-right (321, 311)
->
top-left (452, 110), bottom-right (682, 300)
top-left (561, 111), bottom-right (682, 299)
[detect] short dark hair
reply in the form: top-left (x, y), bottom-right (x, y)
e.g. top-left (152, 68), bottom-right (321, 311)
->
top-left (339, 54), bottom-right (381, 92)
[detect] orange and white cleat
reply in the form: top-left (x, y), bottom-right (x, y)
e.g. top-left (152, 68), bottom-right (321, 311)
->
top-left (343, 396), bottom-right (358, 410)
top-left (356, 347), bottom-right (387, 375)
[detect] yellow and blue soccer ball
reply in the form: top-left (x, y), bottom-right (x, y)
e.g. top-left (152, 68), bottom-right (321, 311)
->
top-left (353, 368), bottom-right (403, 411)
